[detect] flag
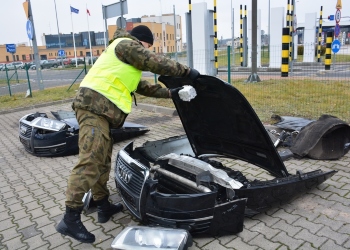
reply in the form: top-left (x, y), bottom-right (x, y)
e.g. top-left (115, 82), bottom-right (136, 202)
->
top-left (87, 9), bottom-right (91, 16)
top-left (70, 6), bottom-right (79, 14)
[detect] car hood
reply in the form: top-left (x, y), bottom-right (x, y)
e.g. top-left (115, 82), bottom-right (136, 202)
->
top-left (158, 75), bottom-right (289, 178)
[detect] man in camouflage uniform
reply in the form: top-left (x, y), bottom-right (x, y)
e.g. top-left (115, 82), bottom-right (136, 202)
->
top-left (56, 25), bottom-right (200, 243)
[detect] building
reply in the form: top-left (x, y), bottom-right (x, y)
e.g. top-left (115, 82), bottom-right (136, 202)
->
top-left (0, 13), bottom-right (182, 63)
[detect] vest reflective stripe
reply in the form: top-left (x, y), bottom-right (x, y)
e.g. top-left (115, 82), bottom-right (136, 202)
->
top-left (80, 38), bottom-right (142, 114)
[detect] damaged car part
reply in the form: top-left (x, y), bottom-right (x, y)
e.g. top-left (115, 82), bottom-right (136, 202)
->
top-left (114, 75), bottom-right (337, 236)
top-left (19, 110), bottom-right (150, 157)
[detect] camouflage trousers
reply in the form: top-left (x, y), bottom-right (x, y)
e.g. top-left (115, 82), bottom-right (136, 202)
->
top-left (65, 108), bottom-right (113, 208)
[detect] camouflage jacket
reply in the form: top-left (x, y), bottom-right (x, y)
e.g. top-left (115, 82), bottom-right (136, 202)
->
top-left (73, 27), bottom-right (190, 127)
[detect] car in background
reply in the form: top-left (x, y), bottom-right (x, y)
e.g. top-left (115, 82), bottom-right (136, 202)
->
top-left (0, 63), bottom-right (5, 70)
top-left (70, 57), bottom-right (85, 66)
top-left (87, 56), bottom-right (98, 65)
top-left (63, 58), bottom-right (71, 65)
top-left (30, 59), bottom-right (59, 70)
top-left (2, 61), bottom-right (25, 71)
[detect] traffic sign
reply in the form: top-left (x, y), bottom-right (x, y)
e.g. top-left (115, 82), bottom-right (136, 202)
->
top-left (335, 9), bottom-right (341, 23)
top-left (331, 39), bottom-right (341, 54)
top-left (335, 23), bottom-right (341, 37)
top-left (26, 20), bottom-right (33, 40)
top-left (5, 44), bottom-right (16, 53)
top-left (58, 50), bottom-right (65, 57)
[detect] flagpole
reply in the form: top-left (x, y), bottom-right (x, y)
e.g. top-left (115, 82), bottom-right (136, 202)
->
top-left (70, 7), bottom-right (78, 67)
top-left (86, 5), bottom-right (93, 66)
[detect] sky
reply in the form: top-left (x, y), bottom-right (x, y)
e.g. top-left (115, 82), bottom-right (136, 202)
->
top-left (0, 0), bottom-right (347, 46)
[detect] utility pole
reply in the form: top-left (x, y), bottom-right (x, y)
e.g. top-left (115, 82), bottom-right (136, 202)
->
top-left (23, 0), bottom-right (44, 90)
top-left (246, 0), bottom-right (261, 82)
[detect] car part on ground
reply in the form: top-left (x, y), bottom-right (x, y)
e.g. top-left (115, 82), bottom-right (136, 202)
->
top-left (269, 115), bottom-right (350, 160)
top-left (111, 226), bottom-right (193, 250)
top-left (114, 75), bottom-right (336, 236)
top-left (19, 110), bottom-right (149, 157)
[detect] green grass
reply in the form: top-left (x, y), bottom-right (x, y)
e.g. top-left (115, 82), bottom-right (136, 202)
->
top-left (1, 76), bottom-right (349, 124)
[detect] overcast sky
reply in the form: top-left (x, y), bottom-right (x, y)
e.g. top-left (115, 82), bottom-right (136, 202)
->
top-left (0, 0), bottom-right (346, 46)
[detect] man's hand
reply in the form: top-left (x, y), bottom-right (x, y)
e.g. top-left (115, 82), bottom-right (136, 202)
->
top-left (187, 68), bottom-right (200, 81)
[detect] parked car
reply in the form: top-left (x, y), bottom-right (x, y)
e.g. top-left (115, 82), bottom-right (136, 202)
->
top-left (70, 57), bottom-right (85, 65)
top-left (62, 58), bottom-right (71, 65)
top-left (0, 63), bottom-right (5, 70)
top-left (18, 110), bottom-right (149, 157)
top-left (2, 61), bottom-right (25, 71)
top-left (113, 75), bottom-right (336, 236)
top-left (30, 59), bottom-right (59, 70)
top-left (87, 56), bottom-right (98, 65)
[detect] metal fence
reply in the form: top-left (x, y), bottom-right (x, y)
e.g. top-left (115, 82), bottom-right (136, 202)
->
top-left (0, 61), bottom-right (87, 97)
top-left (1, 47), bottom-right (349, 123)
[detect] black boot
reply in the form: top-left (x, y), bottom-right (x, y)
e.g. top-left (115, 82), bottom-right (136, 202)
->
top-left (56, 206), bottom-right (95, 243)
top-left (96, 197), bottom-right (123, 223)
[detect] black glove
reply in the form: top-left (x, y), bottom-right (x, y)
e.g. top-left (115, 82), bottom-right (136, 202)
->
top-left (187, 68), bottom-right (200, 81)
top-left (169, 87), bottom-right (183, 101)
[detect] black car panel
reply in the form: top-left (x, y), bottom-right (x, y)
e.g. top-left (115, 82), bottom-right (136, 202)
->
top-left (19, 111), bottom-right (149, 157)
top-left (114, 75), bottom-right (336, 236)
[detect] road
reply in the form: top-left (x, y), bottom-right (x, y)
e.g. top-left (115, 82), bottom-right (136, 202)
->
top-left (0, 69), bottom-right (156, 96)
top-left (1, 62), bottom-right (349, 97)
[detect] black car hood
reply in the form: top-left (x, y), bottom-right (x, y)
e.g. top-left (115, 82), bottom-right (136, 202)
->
top-left (159, 75), bottom-right (289, 178)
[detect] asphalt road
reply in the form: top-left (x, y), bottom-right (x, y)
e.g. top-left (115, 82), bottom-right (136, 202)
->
top-left (0, 69), bottom-right (156, 97)
top-left (1, 63), bottom-right (349, 97)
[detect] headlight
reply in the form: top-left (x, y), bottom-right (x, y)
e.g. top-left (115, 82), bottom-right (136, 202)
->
top-left (111, 226), bottom-right (192, 250)
top-left (32, 117), bottom-right (65, 131)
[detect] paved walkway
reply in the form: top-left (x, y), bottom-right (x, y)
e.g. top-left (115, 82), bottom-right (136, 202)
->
top-left (0, 102), bottom-right (349, 249)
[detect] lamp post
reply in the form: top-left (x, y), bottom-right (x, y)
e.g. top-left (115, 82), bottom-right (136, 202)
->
top-left (268, 0), bottom-right (271, 57)
top-left (53, 0), bottom-right (64, 67)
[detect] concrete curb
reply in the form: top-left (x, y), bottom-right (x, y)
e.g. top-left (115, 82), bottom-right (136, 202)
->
top-left (0, 98), bottom-right (178, 116)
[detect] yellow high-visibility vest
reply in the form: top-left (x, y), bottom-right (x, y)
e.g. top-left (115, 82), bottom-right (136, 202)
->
top-left (80, 38), bottom-right (142, 114)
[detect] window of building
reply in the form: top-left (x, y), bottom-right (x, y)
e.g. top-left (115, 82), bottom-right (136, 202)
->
top-left (97, 50), bottom-right (99, 55)
top-left (80, 51), bottom-right (83, 56)
top-left (22, 55), bottom-right (26, 60)
top-left (167, 34), bottom-right (168, 40)
top-left (16, 55), bottom-right (19, 61)
top-left (6, 56), bottom-right (9, 62)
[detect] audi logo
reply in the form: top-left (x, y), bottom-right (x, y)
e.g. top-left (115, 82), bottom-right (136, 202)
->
top-left (118, 166), bottom-right (132, 183)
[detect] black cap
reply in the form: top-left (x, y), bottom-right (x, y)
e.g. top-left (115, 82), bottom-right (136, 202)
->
top-left (130, 25), bottom-right (154, 45)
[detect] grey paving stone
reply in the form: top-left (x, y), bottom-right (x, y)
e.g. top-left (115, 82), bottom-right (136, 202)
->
top-left (272, 219), bottom-right (303, 236)
top-left (15, 216), bottom-right (35, 230)
top-left (250, 221), bottom-right (280, 239)
top-left (11, 208), bottom-right (29, 222)
top-left (316, 226), bottom-right (349, 246)
top-left (294, 229), bottom-right (328, 248)
top-left (292, 217), bottom-right (323, 234)
top-left (2, 236), bottom-right (28, 250)
top-left (319, 239), bottom-right (347, 250)
top-left (271, 231), bottom-right (304, 249)
top-left (313, 214), bottom-right (344, 231)
top-left (23, 233), bottom-right (48, 250)
top-left (0, 226), bottom-right (21, 242)
top-left (19, 224), bottom-right (41, 240)
top-left (225, 236), bottom-right (259, 250)
top-left (269, 208), bottom-right (301, 224)
top-left (248, 233), bottom-right (282, 249)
